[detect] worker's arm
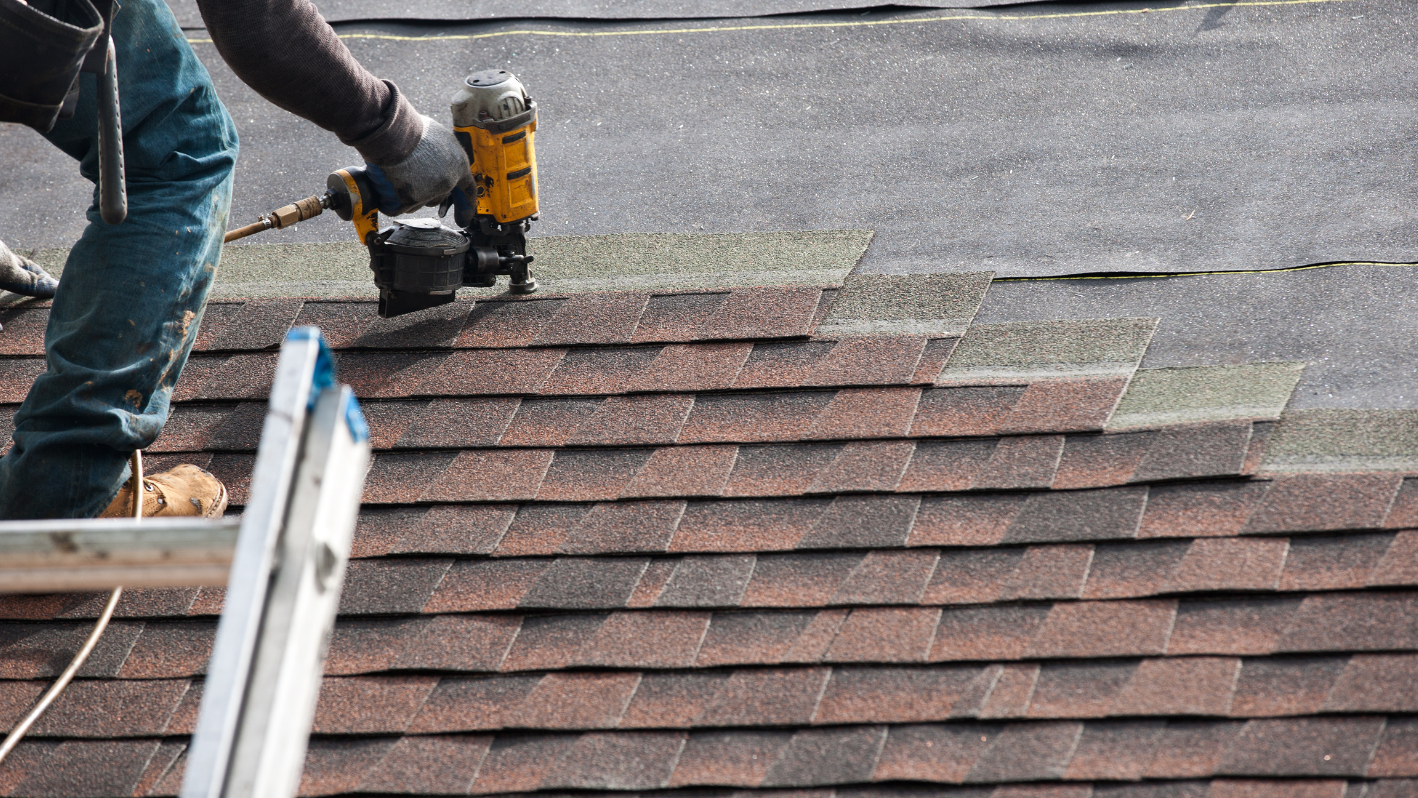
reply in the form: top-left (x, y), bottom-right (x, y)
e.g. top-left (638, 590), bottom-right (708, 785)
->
top-left (194, 0), bottom-right (418, 165)
top-left (194, 0), bottom-right (471, 213)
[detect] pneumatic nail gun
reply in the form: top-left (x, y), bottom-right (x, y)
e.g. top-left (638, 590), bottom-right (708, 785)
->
top-left (224, 69), bottom-right (540, 318)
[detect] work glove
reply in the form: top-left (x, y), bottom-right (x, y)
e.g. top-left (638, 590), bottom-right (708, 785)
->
top-left (364, 115), bottom-right (476, 216)
top-left (0, 240), bottom-right (58, 299)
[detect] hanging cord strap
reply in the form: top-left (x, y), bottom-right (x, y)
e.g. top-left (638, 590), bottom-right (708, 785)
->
top-left (0, 452), bottom-right (141, 765)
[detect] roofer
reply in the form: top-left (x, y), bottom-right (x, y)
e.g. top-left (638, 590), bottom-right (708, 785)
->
top-left (0, 0), bottom-right (469, 519)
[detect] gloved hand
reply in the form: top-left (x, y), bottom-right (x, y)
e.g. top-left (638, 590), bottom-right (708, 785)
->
top-left (364, 115), bottom-right (476, 217)
top-left (0, 240), bottom-right (58, 299)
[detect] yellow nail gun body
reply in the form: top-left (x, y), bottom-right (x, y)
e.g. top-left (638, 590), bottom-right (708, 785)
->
top-left (228, 70), bottom-right (542, 318)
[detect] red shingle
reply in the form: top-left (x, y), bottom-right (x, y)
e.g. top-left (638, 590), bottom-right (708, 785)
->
top-left (1231, 657), bottom-right (1347, 717)
top-left (921, 549), bottom-right (1023, 605)
top-left (1026, 600), bottom-right (1177, 658)
top-left (978, 663), bottom-right (1038, 718)
top-left (669, 729), bottom-right (793, 787)
top-left (1052, 432), bottom-right (1150, 489)
top-left (1219, 716), bottom-right (1386, 777)
top-left (760, 726), bottom-right (888, 787)
top-left (394, 397), bottom-right (520, 448)
top-left (679, 391), bottom-right (836, 444)
top-left (631, 342), bottom-right (751, 392)
top-left (117, 621), bottom-right (216, 678)
top-left (873, 723), bottom-right (997, 782)
top-left (568, 394), bottom-right (695, 445)
top-left (997, 378), bottom-right (1128, 434)
top-left (910, 386), bottom-right (1026, 437)
top-left (700, 287), bottom-right (822, 339)
top-left (909, 495), bottom-right (1026, 547)
top-left (734, 341), bottom-right (838, 389)
top-left (311, 675), bottom-right (438, 734)
top-left (826, 608), bottom-right (941, 663)
top-left (1145, 720), bottom-right (1244, 777)
top-left (422, 559), bottom-right (549, 612)
top-left (1168, 538), bottom-right (1289, 592)
top-left (696, 667), bottom-right (831, 726)
top-left (500, 615), bottom-right (606, 672)
top-left (0, 306), bottom-right (49, 356)
top-left (339, 559), bottom-right (452, 615)
top-left (1082, 540), bottom-right (1190, 600)
top-left (1167, 598), bottom-right (1303, 656)
top-left (695, 611), bottom-right (819, 666)
top-left (1369, 530), bottom-right (1418, 587)
top-left (1208, 779), bottom-right (1348, 798)
top-left (671, 499), bottom-right (829, 553)
top-left (800, 495), bottom-right (920, 549)
top-left (1063, 720), bottom-right (1166, 781)
top-left (191, 352), bottom-right (281, 399)
top-left (469, 735), bottom-right (578, 793)
top-left (831, 549), bottom-right (940, 605)
top-left (1278, 592), bottom-right (1418, 653)
top-left (1327, 655), bottom-right (1418, 712)
top-left (531, 292), bottom-right (649, 347)
top-left (536, 448), bottom-right (654, 501)
top-left (1282, 533), bottom-right (1394, 591)
top-left (814, 665), bottom-right (987, 724)
top-left (896, 439), bottom-right (996, 492)
top-left (739, 553), bottom-right (860, 607)
top-left (511, 672), bottom-right (642, 729)
top-left (339, 351), bottom-right (449, 398)
top-left (972, 435), bottom-right (1065, 490)
top-left (621, 672), bottom-right (730, 727)
top-left (807, 441), bottom-right (915, 493)
top-left (723, 443), bottom-right (843, 497)
top-left (457, 297), bottom-right (564, 347)
top-left (357, 734), bottom-right (492, 795)
top-left (806, 336), bottom-right (928, 387)
top-left (518, 558), bottom-right (650, 610)
top-left (561, 500), bottom-right (686, 555)
top-left (1244, 474), bottom-right (1403, 534)
top-left (930, 606), bottom-right (1051, 662)
top-left (964, 721), bottom-right (1083, 782)
top-left (420, 449), bottom-right (553, 502)
top-left (911, 337), bottom-right (959, 384)
top-left (541, 730), bottom-right (689, 791)
top-left (631, 292), bottom-right (730, 343)
top-left (425, 348), bottom-right (565, 395)
top-left (1139, 481), bottom-right (1269, 539)
top-left (804, 387), bottom-right (922, 440)
top-left (493, 504), bottom-right (591, 557)
top-left (1027, 661), bottom-right (1136, 718)
top-left (654, 555), bottom-right (756, 608)
top-left (397, 615), bottom-right (523, 672)
top-left (623, 445), bottom-right (738, 498)
top-left (497, 397), bottom-right (600, 447)
top-left (538, 346), bottom-right (658, 395)
top-left (151, 404), bottom-right (233, 452)
top-left (1369, 718), bottom-right (1418, 778)
top-left (1113, 657), bottom-right (1241, 716)
top-left (628, 559), bottom-right (677, 608)
top-left (999, 545), bottom-right (1093, 601)
top-left (1382, 478), bottom-right (1418, 528)
top-left (575, 611), bottom-right (711, 668)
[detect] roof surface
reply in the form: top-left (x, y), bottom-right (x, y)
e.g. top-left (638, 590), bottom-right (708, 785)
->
top-left (4, 270), bottom-right (1418, 797)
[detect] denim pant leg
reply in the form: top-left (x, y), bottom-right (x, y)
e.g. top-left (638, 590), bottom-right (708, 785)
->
top-left (0, 0), bottom-right (238, 519)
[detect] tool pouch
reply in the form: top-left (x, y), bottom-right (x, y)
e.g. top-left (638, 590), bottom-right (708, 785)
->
top-left (0, 0), bottom-right (104, 133)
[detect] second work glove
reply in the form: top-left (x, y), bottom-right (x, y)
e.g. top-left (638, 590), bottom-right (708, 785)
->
top-left (0, 240), bottom-right (58, 299)
top-left (364, 115), bottom-right (476, 217)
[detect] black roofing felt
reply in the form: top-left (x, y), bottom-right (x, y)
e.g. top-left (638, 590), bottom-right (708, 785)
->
top-left (161, 0), bottom-right (975, 26)
top-left (2, 0), bottom-right (1414, 277)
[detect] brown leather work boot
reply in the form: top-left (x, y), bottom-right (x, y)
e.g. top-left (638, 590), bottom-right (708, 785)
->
top-left (99, 464), bottom-right (229, 519)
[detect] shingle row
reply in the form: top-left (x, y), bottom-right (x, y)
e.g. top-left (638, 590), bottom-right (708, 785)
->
top-left (12, 652), bottom-right (1415, 740)
top-left (0, 288), bottom-right (834, 359)
top-left (11, 592), bottom-right (1418, 682)
top-left (336, 532), bottom-right (1418, 612)
top-left (45, 717), bottom-right (1418, 796)
top-left (305, 654), bottom-right (1418, 735)
top-left (343, 476), bottom-right (1411, 554)
top-left (152, 398), bottom-right (1260, 483)
top-left (318, 592), bottom-right (1418, 675)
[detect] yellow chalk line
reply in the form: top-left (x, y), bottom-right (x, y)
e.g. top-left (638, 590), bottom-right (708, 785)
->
top-left (185, 0), bottom-right (1354, 44)
top-left (995, 260), bottom-right (1418, 282)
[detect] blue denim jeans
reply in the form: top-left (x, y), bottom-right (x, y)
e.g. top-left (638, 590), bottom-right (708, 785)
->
top-left (0, 0), bottom-right (238, 519)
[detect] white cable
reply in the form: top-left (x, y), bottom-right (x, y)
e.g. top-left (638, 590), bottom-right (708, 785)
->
top-left (0, 452), bottom-right (141, 765)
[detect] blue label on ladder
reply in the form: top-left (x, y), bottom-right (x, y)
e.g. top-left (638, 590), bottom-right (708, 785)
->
top-left (286, 326), bottom-right (370, 442)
